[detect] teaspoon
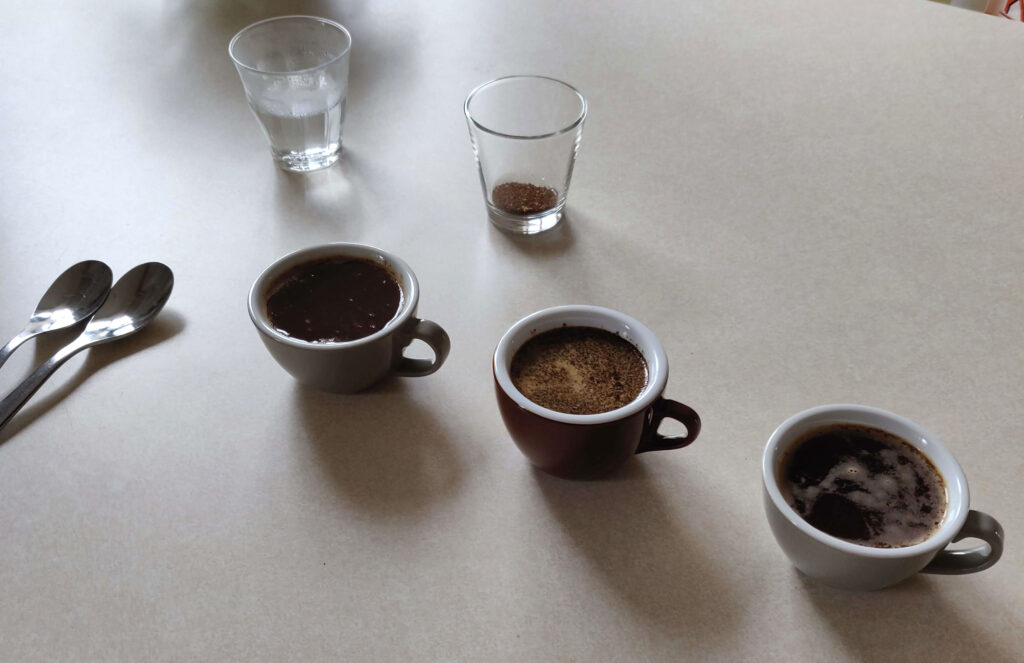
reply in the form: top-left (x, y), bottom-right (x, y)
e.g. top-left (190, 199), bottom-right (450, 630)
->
top-left (0, 262), bottom-right (174, 433)
top-left (0, 260), bottom-right (113, 371)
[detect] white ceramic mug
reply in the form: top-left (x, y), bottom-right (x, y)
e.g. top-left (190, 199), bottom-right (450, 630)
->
top-left (762, 404), bottom-right (1003, 590)
top-left (248, 243), bottom-right (450, 393)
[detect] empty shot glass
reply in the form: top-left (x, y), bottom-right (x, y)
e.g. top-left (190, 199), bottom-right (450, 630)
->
top-left (229, 15), bottom-right (352, 172)
top-left (465, 76), bottom-right (587, 234)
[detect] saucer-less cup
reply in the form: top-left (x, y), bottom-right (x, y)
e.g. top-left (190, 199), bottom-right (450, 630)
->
top-left (493, 305), bottom-right (702, 479)
top-left (762, 404), bottom-right (1004, 590)
top-left (248, 243), bottom-right (450, 393)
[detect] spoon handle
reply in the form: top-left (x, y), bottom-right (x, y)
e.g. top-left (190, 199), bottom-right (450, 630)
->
top-left (0, 329), bottom-right (32, 372)
top-left (0, 340), bottom-right (85, 433)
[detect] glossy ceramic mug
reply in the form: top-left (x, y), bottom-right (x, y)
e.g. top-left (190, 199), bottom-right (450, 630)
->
top-left (762, 404), bottom-right (1004, 590)
top-left (249, 243), bottom-right (451, 393)
top-left (493, 305), bottom-right (702, 479)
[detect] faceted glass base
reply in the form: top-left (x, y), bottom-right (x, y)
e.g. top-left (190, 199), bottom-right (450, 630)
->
top-left (272, 144), bottom-right (341, 172)
top-left (487, 203), bottom-right (564, 235)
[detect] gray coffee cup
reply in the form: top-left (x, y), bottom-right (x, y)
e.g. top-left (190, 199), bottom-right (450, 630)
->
top-left (248, 243), bottom-right (451, 393)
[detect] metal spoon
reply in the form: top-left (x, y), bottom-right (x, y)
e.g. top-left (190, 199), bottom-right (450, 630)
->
top-left (0, 260), bottom-right (113, 371)
top-left (0, 262), bottom-right (174, 432)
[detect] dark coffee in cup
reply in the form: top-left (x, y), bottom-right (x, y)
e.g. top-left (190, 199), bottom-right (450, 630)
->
top-left (265, 256), bottom-right (403, 343)
top-left (510, 326), bottom-right (648, 415)
top-left (779, 423), bottom-right (947, 548)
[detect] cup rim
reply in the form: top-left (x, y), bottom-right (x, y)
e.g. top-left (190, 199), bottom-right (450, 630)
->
top-left (493, 305), bottom-right (668, 425)
top-left (762, 404), bottom-right (970, 559)
top-left (464, 75), bottom-right (588, 140)
top-left (247, 243), bottom-right (419, 351)
top-left (229, 15), bottom-right (353, 76)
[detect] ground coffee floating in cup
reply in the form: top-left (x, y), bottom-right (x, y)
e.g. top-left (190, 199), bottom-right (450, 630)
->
top-left (779, 423), bottom-right (947, 548)
top-left (510, 326), bottom-right (648, 415)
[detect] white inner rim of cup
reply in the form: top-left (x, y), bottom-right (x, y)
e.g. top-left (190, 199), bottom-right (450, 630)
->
top-left (228, 15), bottom-right (352, 76)
top-left (464, 75), bottom-right (588, 140)
top-left (248, 243), bottom-right (419, 350)
top-left (493, 305), bottom-right (668, 425)
top-left (762, 404), bottom-right (970, 558)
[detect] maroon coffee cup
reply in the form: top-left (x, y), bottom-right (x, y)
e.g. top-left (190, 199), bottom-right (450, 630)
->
top-left (493, 305), bottom-right (702, 479)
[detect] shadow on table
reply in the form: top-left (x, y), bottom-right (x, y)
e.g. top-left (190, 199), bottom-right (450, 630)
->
top-left (154, 0), bottom-right (410, 113)
top-left (274, 149), bottom-right (366, 232)
top-left (562, 206), bottom-right (665, 268)
top-left (294, 380), bottom-right (464, 518)
top-left (0, 311), bottom-right (186, 445)
top-left (487, 209), bottom-right (576, 258)
top-left (532, 462), bottom-right (743, 642)
top-left (800, 574), bottom-right (1020, 662)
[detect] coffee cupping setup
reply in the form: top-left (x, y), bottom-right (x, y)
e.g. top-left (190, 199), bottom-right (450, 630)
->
top-left (6, 9), bottom-right (1024, 660)
top-left (240, 65), bottom-right (1005, 592)
top-left (247, 244), bottom-right (1003, 590)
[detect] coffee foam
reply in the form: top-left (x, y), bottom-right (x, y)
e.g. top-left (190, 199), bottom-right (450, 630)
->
top-left (781, 424), bottom-right (946, 548)
top-left (510, 326), bottom-right (648, 415)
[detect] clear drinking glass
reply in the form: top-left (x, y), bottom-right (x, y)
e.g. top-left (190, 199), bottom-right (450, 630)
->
top-left (229, 16), bottom-right (352, 172)
top-left (465, 76), bottom-right (587, 234)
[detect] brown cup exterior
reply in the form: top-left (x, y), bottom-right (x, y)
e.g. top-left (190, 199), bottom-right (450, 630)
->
top-left (493, 306), bottom-right (701, 480)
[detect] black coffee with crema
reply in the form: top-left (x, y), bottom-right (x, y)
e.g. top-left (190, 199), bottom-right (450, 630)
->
top-left (779, 424), bottom-right (946, 548)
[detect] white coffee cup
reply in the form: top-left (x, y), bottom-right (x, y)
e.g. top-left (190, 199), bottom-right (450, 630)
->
top-left (762, 404), bottom-right (1003, 590)
top-left (248, 243), bottom-right (450, 393)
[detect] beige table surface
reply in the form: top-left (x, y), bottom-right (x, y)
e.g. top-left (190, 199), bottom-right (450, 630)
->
top-left (1, 0), bottom-right (1023, 660)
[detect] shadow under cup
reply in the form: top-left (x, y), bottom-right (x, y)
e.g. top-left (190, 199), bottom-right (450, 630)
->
top-left (493, 305), bottom-right (701, 479)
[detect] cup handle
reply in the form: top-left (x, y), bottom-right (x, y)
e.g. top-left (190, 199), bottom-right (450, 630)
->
top-left (394, 319), bottom-right (451, 378)
top-left (635, 398), bottom-right (701, 454)
top-left (921, 510), bottom-right (1004, 575)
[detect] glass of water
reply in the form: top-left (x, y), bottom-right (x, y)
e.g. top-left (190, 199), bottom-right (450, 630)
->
top-left (229, 16), bottom-right (351, 172)
top-left (465, 76), bottom-right (587, 234)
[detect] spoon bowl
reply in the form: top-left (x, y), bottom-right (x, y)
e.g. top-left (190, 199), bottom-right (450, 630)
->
top-left (0, 261), bottom-right (112, 370)
top-left (0, 263), bottom-right (174, 433)
top-left (79, 263), bottom-right (174, 346)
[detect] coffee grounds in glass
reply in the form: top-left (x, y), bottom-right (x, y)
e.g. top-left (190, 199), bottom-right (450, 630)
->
top-left (492, 182), bottom-right (558, 215)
